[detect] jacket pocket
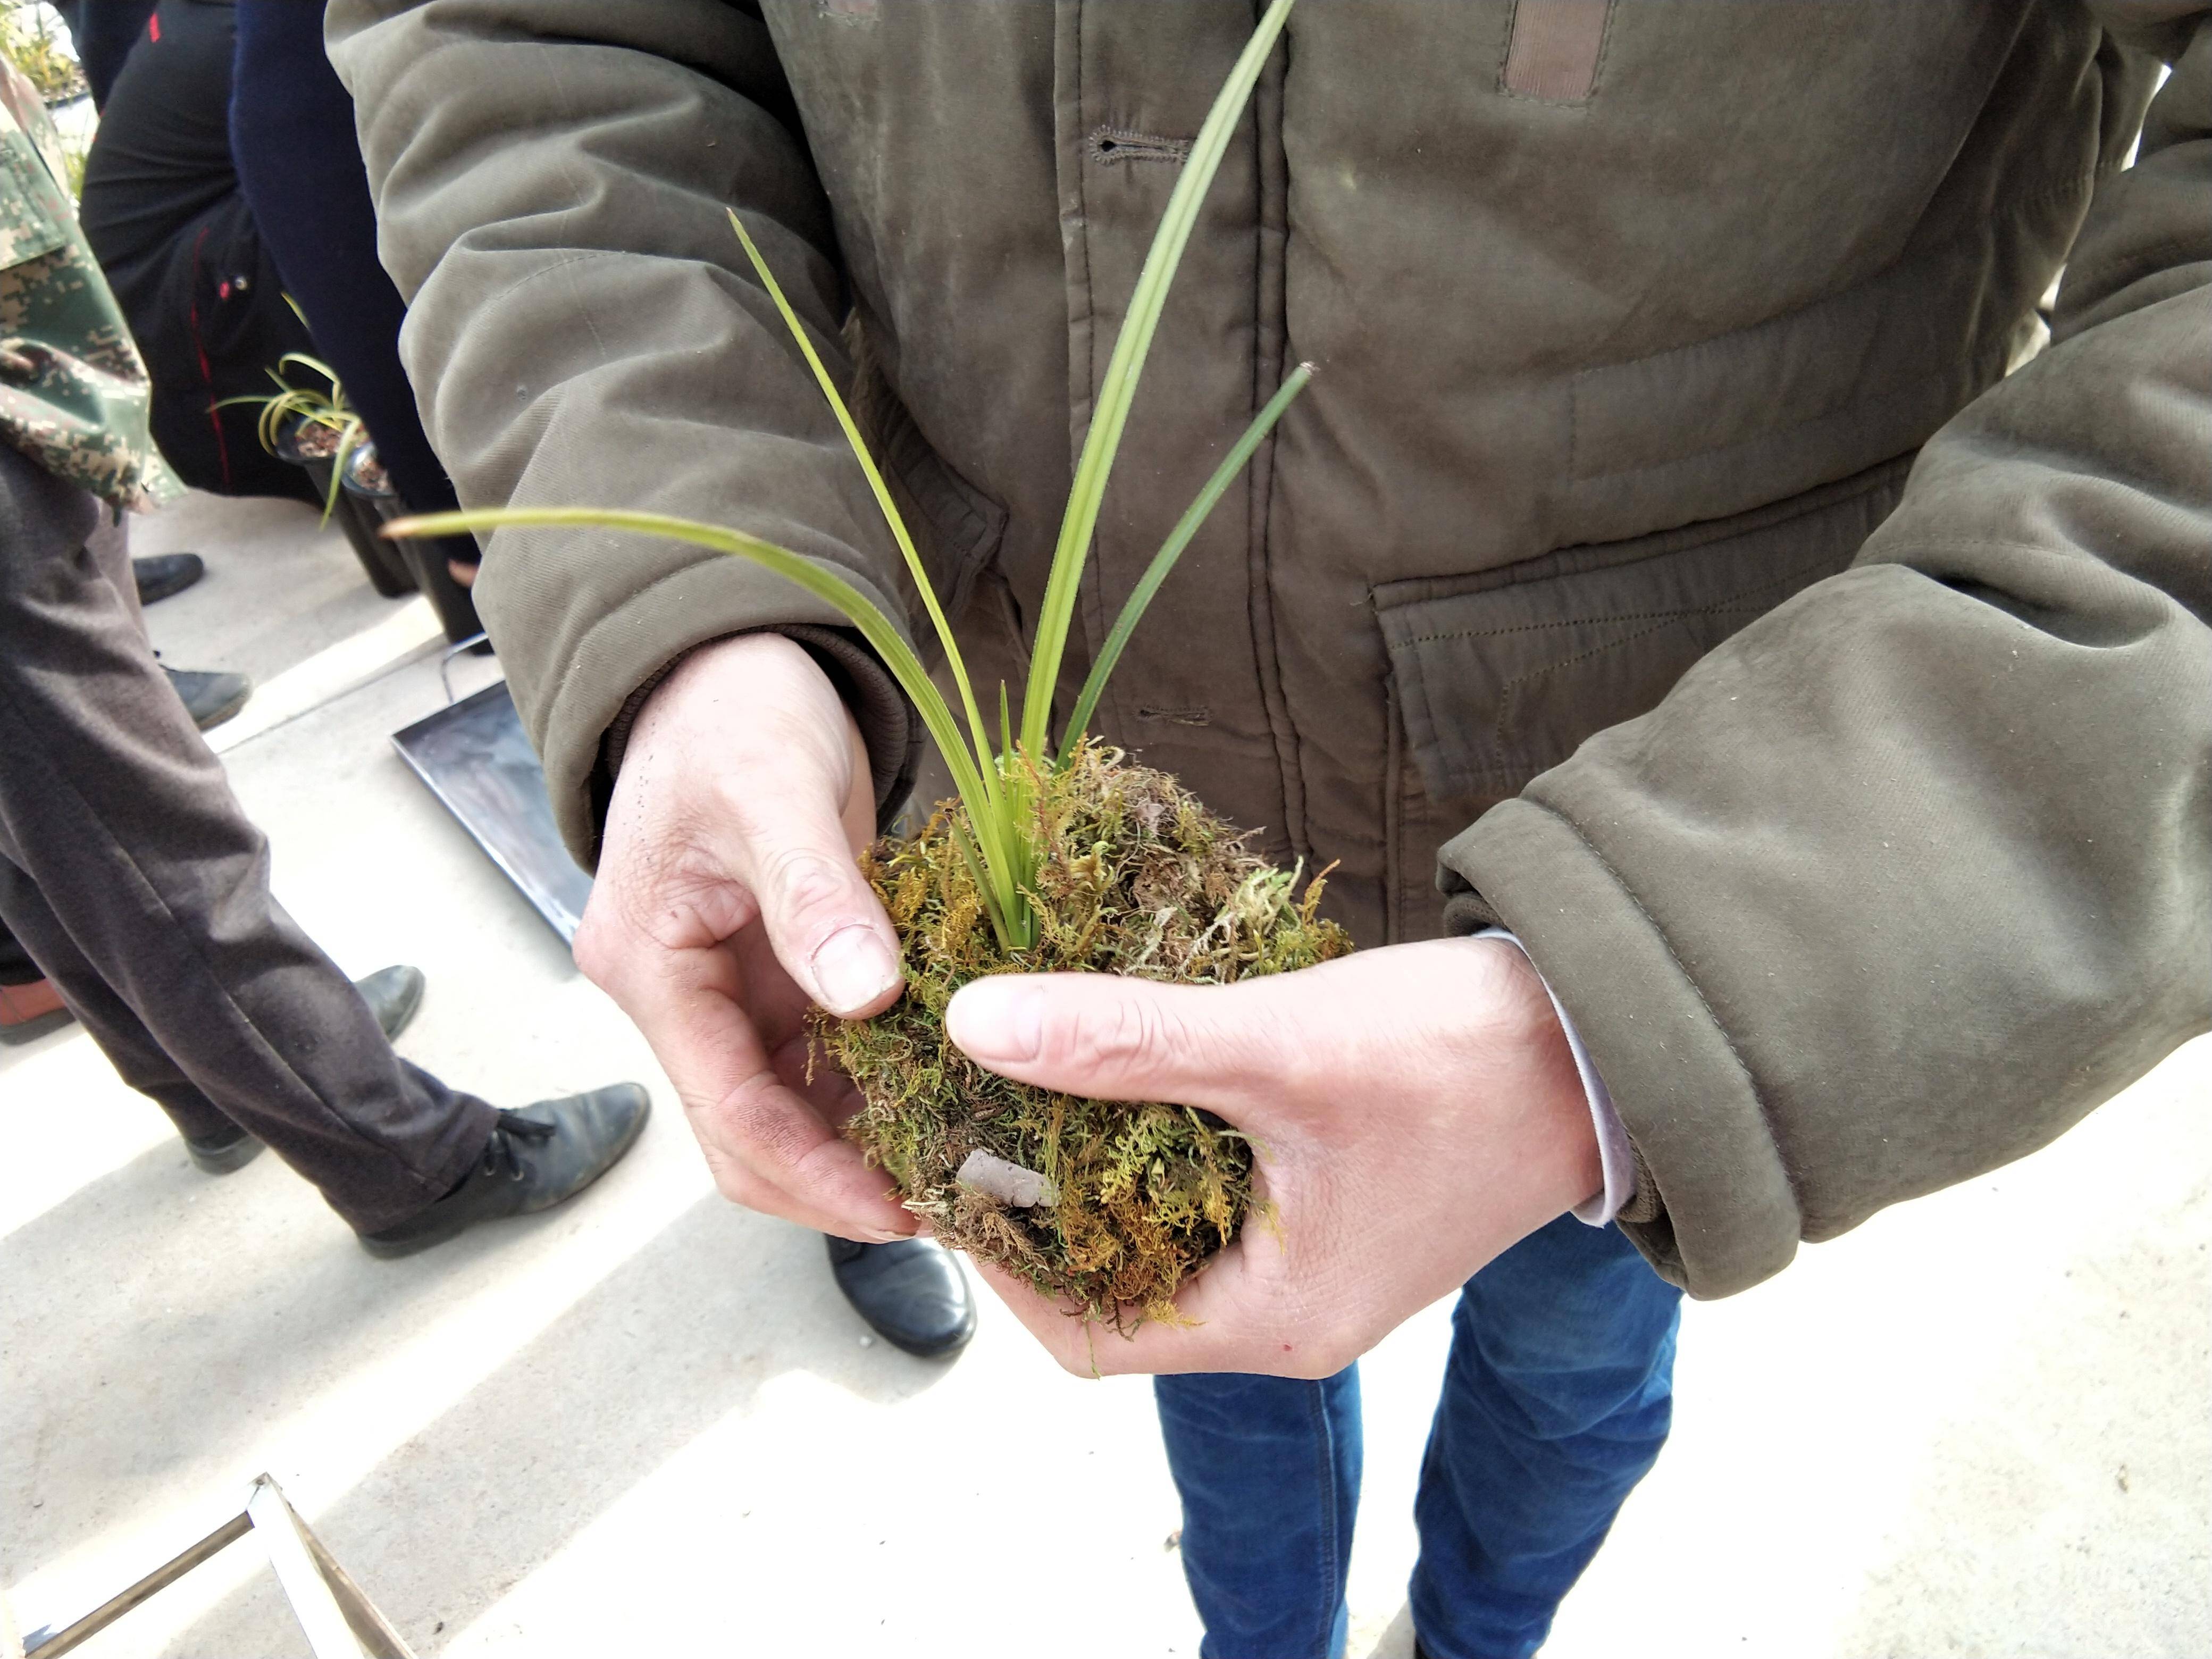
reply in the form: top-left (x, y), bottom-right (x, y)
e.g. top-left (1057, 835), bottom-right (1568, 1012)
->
top-left (1377, 456), bottom-right (1912, 812)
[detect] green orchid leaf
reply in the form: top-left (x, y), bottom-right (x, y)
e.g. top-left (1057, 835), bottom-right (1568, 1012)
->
top-left (384, 505), bottom-right (1027, 934)
top-left (1019, 0), bottom-right (1296, 758)
top-left (1060, 362), bottom-right (1314, 760)
top-left (726, 210), bottom-right (1000, 810)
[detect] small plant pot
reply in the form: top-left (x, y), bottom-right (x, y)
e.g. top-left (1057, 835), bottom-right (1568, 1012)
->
top-left (353, 461), bottom-right (487, 649)
top-left (332, 440), bottom-right (423, 599)
top-left (275, 418), bottom-right (415, 599)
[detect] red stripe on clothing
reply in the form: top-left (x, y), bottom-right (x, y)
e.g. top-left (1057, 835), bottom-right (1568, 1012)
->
top-left (187, 223), bottom-right (233, 490)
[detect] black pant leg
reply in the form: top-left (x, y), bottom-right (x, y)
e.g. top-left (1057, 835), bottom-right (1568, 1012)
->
top-left (231, 0), bottom-right (467, 527)
top-left (0, 445), bottom-right (496, 1231)
top-left (0, 848), bottom-right (237, 1139)
top-left (0, 908), bottom-right (41, 985)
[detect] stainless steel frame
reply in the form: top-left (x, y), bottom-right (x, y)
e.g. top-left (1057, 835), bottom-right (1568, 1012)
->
top-left (13, 1474), bottom-right (415, 1659)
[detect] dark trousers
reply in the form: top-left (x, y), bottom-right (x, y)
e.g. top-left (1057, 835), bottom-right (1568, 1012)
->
top-left (55, 0), bottom-right (157, 111)
top-left (230, 0), bottom-right (470, 546)
top-left (76, 0), bottom-right (323, 506)
top-left (0, 444), bottom-right (494, 1233)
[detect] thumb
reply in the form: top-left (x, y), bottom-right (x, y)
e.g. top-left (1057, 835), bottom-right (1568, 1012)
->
top-left (734, 730), bottom-right (903, 1020)
top-left (944, 970), bottom-right (1294, 1113)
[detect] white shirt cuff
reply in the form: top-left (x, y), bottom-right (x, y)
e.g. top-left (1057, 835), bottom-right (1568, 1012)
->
top-left (1473, 928), bottom-right (1635, 1227)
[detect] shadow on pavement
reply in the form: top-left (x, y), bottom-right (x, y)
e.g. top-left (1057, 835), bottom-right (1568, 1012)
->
top-left (160, 1194), bottom-right (947, 1655)
top-left (1, 1134), bottom-right (463, 1569)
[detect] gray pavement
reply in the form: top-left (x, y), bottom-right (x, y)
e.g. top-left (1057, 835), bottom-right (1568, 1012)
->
top-left (2, 492), bottom-right (2205, 1657)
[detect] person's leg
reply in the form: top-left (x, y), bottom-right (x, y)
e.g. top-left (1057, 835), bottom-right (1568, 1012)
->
top-left (229, 0), bottom-right (465, 532)
top-left (0, 847), bottom-right (239, 1141)
top-left (0, 444), bottom-right (497, 1231)
top-left (84, 506), bottom-right (144, 633)
top-left (83, 500), bottom-right (252, 729)
top-left (1409, 1216), bottom-right (1682, 1659)
top-left (77, 3), bottom-right (325, 507)
top-left (1155, 1367), bottom-right (1363, 1659)
top-left (56, 0), bottom-right (158, 110)
top-left (0, 909), bottom-right (40, 985)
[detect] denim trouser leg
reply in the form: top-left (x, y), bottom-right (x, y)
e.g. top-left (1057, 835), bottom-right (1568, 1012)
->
top-left (1156, 1216), bottom-right (1679, 1659)
top-left (1155, 1366), bottom-right (1363, 1659)
top-left (1410, 1216), bottom-right (1683, 1659)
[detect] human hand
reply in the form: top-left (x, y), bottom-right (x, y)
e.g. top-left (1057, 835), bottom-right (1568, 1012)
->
top-left (944, 936), bottom-right (1602, 1377)
top-left (574, 632), bottom-right (914, 1239)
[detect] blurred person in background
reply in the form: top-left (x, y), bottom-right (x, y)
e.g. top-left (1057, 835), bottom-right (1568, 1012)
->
top-left (72, 0), bottom-right (317, 505)
top-left (228, 0), bottom-right (477, 590)
top-left (50, 0), bottom-right (150, 110)
top-left (0, 50), bottom-right (651, 1255)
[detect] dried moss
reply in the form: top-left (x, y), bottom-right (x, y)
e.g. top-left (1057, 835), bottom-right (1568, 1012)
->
top-left (817, 741), bottom-right (1351, 1326)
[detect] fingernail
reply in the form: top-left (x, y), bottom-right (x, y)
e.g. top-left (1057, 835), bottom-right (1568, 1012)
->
top-left (812, 926), bottom-right (899, 1013)
top-left (947, 977), bottom-right (1043, 1063)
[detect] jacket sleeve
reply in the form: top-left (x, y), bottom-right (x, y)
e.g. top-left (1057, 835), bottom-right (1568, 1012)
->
top-left (325, 0), bottom-right (918, 864)
top-left (1440, 3), bottom-right (2212, 1297)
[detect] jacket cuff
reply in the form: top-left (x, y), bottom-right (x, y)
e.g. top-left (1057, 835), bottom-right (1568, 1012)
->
top-left (510, 548), bottom-right (921, 872)
top-left (1438, 797), bottom-right (1804, 1297)
top-left (594, 625), bottom-right (921, 847)
top-left (1470, 928), bottom-right (1635, 1225)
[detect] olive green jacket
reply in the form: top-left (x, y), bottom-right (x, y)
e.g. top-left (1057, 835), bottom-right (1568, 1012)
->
top-left (0, 54), bottom-right (175, 509)
top-left (330, 1), bottom-right (2211, 1297)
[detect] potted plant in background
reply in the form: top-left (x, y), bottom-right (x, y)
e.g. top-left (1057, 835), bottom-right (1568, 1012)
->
top-left (394, 0), bottom-right (1336, 1326)
top-left (225, 338), bottom-right (416, 598)
top-left (340, 438), bottom-right (483, 646)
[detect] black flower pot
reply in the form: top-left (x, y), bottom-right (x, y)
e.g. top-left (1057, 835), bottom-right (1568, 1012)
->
top-left (345, 443), bottom-right (486, 649)
top-left (275, 417), bottom-right (415, 598)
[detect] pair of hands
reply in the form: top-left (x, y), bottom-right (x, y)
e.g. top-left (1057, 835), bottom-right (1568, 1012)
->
top-left (576, 634), bottom-right (1601, 1378)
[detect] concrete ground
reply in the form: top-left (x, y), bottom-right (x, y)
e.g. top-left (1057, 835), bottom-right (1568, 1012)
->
top-left (2, 490), bottom-right (2206, 1659)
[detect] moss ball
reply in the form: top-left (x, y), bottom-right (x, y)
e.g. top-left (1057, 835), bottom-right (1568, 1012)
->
top-left (816, 742), bottom-right (1352, 1327)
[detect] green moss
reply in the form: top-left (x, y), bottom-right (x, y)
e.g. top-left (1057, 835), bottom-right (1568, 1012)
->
top-left (817, 742), bottom-right (1351, 1327)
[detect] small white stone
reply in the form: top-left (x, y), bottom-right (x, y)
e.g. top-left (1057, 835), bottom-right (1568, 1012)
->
top-left (957, 1149), bottom-right (1058, 1209)
top-left (858, 1334), bottom-right (875, 1348)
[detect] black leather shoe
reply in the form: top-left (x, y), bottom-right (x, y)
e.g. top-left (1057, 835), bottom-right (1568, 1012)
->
top-left (357, 1084), bottom-right (650, 1258)
top-left (826, 1235), bottom-right (976, 1359)
top-left (163, 666), bottom-right (252, 732)
top-left (355, 964), bottom-right (425, 1040)
top-left (133, 552), bottom-right (206, 605)
top-left (185, 1124), bottom-right (265, 1175)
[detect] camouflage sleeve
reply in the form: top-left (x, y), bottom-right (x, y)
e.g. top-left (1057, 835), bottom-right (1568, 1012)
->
top-left (0, 56), bottom-right (180, 510)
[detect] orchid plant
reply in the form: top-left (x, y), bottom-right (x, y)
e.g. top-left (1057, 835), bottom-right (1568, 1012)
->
top-left (391, 0), bottom-right (1305, 953)
top-left (220, 298), bottom-right (368, 526)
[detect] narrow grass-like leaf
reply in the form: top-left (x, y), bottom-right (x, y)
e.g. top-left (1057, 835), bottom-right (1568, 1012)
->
top-left (726, 210), bottom-right (1000, 812)
top-left (320, 418), bottom-right (365, 527)
top-left (1019, 0), bottom-right (1295, 758)
top-left (275, 351), bottom-right (340, 384)
top-left (384, 505), bottom-right (1028, 943)
top-left (1060, 362), bottom-right (1314, 761)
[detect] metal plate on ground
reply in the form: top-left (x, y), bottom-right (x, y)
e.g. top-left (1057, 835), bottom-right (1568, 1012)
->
top-left (391, 682), bottom-right (591, 943)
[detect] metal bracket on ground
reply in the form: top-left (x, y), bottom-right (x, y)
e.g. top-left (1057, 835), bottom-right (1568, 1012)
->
top-left (13, 1473), bottom-right (415, 1658)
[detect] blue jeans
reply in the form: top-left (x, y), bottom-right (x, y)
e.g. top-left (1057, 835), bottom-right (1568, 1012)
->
top-left (1155, 1216), bottom-right (1681, 1659)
